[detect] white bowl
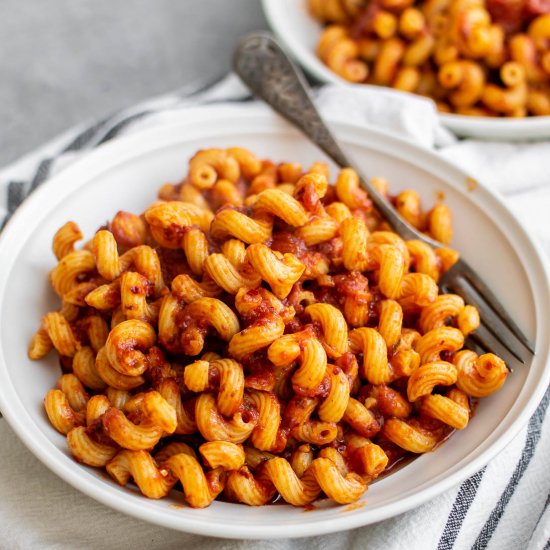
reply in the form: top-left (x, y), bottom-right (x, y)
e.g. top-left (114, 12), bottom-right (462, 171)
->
top-left (0, 104), bottom-right (549, 539)
top-left (261, 0), bottom-right (550, 140)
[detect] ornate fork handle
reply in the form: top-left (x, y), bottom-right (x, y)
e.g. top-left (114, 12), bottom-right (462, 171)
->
top-left (233, 32), bottom-right (431, 244)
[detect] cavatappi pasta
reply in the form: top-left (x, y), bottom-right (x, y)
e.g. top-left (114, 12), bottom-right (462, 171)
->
top-left (30, 146), bottom-right (508, 509)
top-left (308, 0), bottom-right (550, 117)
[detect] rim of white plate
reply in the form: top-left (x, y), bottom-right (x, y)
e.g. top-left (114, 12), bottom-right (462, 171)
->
top-left (261, 0), bottom-right (550, 139)
top-left (0, 104), bottom-right (549, 539)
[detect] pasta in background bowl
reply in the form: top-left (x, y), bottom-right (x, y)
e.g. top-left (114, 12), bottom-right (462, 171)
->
top-left (0, 105), bottom-right (548, 538)
top-left (262, 0), bottom-right (550, 140)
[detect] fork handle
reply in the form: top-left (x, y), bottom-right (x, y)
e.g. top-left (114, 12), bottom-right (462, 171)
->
top-left (233, 32), bottom-right (424, 243)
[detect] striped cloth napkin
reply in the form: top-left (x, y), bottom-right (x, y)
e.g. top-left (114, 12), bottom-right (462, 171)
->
top-left (0, 75), bottom-right (549, 550)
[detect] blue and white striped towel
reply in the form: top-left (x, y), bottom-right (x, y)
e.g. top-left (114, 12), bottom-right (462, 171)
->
top-left (0, 75), bottom-right (549, 550)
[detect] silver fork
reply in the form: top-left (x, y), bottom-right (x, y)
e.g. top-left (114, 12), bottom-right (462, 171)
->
top-left (233, 32), bottom-right (535, 367)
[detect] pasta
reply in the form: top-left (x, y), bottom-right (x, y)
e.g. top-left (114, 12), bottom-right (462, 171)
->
top-left (30, 146), bottom-right (508, 509)
top-left (308, 0), bottom-right (550, 117)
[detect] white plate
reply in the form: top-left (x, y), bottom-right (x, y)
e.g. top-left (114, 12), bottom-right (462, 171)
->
top-left (0, 104), bottom-right (549, 539)
top-left (262, 0), bottom-right (550, 140)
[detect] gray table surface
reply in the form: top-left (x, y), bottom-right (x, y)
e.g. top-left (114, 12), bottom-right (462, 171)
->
top-left (1, 0), bottom-right (267, 167)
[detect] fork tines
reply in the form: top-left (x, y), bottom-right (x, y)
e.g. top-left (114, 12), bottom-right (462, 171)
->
top-left (439, 260), bottom-right (534, 368)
